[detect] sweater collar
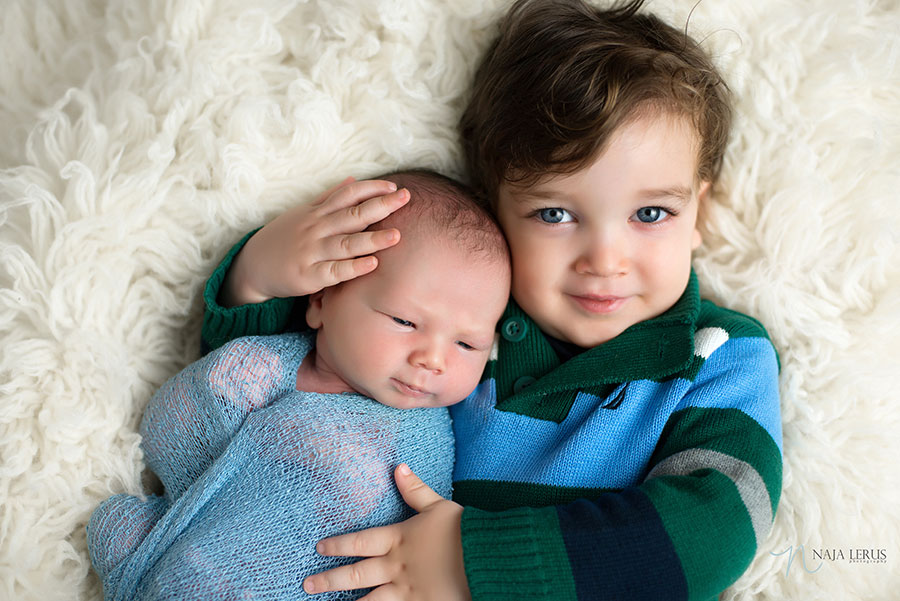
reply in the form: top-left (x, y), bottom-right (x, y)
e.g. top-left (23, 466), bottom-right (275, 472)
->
top-left (491, 270), bottom-right (701, 409)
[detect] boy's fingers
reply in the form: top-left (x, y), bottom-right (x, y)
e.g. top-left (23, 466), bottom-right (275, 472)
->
top-left (319, 179), bottom-right (400, 212)
top-left (322, 188), bottom-right (410, 235)
top-left (394, 464), bottom-right (444, 513)
top-left (316, 256), bottom-right (379, 287)
top-left (315, 524), bottom-right (397, 558)
top-left (323, 229), bottom-right (400, 261)
top-left (312, 176), bottom-right (356, 205)
top-left (303, 556), bottom-right (392, 594)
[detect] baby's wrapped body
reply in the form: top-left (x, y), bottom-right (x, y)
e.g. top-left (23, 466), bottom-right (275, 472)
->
top-left (87, 332), bottom-right (455, 600)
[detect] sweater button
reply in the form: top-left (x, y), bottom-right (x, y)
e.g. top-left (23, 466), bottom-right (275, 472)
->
top-left (501, 317), bottom-right (527, 342)
top-left (513, 376), bottom-right (537, 393)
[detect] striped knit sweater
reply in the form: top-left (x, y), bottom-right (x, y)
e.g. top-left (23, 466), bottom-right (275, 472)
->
top-left (201, 238), bottom-right (782, 601)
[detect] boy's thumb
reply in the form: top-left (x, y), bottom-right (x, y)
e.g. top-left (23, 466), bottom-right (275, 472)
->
top-left (395, 463), bottom-right (444, 512)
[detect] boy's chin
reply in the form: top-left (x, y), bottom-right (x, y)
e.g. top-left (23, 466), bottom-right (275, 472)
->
top-left (535, 312), bottom-right (631, 348)
top-left (561, 328), bottom-right (628, 349)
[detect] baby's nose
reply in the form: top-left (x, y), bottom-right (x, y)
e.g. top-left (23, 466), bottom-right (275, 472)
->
top-left (410, 345), bottom-right (444, 373)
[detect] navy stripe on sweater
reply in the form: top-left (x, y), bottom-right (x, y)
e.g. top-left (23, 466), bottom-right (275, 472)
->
top-left (557, 489), bottom-right (687, 601)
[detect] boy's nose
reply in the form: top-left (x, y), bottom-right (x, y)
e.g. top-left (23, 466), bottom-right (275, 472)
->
top-left (575, 229), bottom-right (628, 277)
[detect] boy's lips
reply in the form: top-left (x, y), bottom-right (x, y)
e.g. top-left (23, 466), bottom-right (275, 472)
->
top-left (391, 378), bottom-right (431, 398)
top-left (568, 293), bottom-right (629, 314)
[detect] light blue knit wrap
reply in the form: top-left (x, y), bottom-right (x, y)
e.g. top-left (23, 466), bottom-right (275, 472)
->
top-left (87, 332), bottom-right (455, 600)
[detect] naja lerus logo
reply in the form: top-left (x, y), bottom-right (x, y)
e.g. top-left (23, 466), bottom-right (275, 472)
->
top-left (770, 544), bottom-right (888, 577)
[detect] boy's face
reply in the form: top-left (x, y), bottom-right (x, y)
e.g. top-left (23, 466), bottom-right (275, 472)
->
top-left (307, 233), bottom-right (509, 409)
top-left (496, 113), bottom-right (707, 348)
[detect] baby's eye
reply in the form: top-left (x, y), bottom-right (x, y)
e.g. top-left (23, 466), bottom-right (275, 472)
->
top-left (392, 317), bottom-right (414, 328)
top-left (456, 341), bottom-right (476, 351)
top-left (537, 208), bottom-right (574, 224)
top-left (634, 206), bottom-right (671, 224)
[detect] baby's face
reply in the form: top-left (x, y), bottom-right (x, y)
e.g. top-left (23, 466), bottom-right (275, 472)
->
top-left (307, 233), bottom-right (509, 409)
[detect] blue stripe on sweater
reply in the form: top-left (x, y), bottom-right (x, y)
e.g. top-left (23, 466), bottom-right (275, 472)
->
top-left (557, 489), bottom-right (688, 600)
top-left (677, 335), bottom-right (783, 453)
top-left (451, 378), bottom-right (675, 489)
top-left (450, 336), bottom-right (782, 489)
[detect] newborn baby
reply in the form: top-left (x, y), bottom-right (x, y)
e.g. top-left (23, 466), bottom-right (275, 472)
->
top-left (87, 170), bottom-right (510, 600)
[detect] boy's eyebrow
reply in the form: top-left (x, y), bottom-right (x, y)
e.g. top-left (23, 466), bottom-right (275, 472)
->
top-left (637, 185), bottom-right (693, 205)
top-left (507, 189), bottom-right (571, 203)
top-left (510, 185), bottom-right (694, 205)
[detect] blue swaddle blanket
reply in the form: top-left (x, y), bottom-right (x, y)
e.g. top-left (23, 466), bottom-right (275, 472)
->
top-left (87, 332), bottom-right (455, 600)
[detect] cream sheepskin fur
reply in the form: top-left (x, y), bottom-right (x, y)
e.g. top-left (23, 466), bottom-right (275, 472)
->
top-left (1, 1), bottom-right (898, 599)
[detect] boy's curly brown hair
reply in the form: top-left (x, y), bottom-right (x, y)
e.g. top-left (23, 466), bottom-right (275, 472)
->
top-left (460, 0), bottom-right (732, 206)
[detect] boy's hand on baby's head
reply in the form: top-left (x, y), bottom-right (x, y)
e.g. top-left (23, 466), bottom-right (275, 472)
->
top-left (221, 177), bottom-right (410, 307)
top-left (303, 464), bottom-right (470, 601)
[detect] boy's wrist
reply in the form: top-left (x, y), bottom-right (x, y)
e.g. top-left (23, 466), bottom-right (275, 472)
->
top-left (220, 260), bottom-right (273, 307)
top-left (211, 228), bottom-right (270, 308)
top-left (460, 505), bottom-right (576, 599)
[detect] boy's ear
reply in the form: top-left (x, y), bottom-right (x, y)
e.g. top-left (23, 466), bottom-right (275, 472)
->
top-left (305, 291), bottom-right (326, 330)
top-left (692, 181), bottom-right (711, 250)
top-left (697, 180), bottom-right (711, 203)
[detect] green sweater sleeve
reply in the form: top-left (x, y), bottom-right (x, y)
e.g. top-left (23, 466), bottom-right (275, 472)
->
top-left (200, 229), bottom-right (297, 352)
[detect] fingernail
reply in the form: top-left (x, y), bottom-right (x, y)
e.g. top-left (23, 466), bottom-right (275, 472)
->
top-left (387, 182), bottom-right (398, 191)
top-left (304, 579), bottom-right (316, 593)
top-left (399, 463), bottom-right (411, 476)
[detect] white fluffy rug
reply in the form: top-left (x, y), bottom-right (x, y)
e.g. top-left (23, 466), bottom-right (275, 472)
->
top-left (2, 1), bottom-right (898, 599)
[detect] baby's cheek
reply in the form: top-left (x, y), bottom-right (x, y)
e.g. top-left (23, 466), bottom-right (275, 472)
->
top-left (450, 359), bottom-right (484, 403)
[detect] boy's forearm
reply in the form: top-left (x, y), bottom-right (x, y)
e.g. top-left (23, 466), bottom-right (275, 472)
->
top-left (459, 444), bottom-right (781, 600)
top-left (461, 454), bottom-right (780, 601)
top-left (201, 229), bottom-right (296, 352)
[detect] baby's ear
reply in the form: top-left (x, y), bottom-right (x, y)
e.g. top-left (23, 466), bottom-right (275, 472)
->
top-left (305, 291), bottom-right (326, 329)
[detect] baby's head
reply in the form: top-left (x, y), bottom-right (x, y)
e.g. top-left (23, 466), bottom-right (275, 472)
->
top-left (306, 170), bottom-right (511, 409)
top-left (459, 0), bottom-right (733, 348)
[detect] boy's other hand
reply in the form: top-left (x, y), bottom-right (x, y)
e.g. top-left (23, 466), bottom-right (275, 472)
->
top-left (221, 177), bottom-right (409, 307)
top-left (303, 464), bottom-right (470, 601)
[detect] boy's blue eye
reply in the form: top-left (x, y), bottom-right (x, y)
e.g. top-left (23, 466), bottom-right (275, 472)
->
top-left (635, 207), bottom-right (669, 223)
top-left (392, 317), bottom-right (414, 327)
top-left (537, 208), bottom-right (573, 224)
